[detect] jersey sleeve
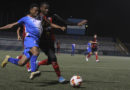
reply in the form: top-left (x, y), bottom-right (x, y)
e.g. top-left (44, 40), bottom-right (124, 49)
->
top-left (17, 17), bottom-right (26, 25)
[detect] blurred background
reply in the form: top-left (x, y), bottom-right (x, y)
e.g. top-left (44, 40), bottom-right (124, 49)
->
top-left (0, 0), bottom-right (130, 56)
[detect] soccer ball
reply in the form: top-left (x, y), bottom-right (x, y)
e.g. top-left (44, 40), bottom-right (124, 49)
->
top-left (70, 75), bottom-right (83, 87)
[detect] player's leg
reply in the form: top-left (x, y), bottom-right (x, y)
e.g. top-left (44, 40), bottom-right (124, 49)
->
top-left (86, 52), bottom-right (92, 61)
top-left (86, 48), bottom-right (92, 61)
top-left (17, 54), bottom-right (31, 72)
top-left (71, 49), bottom-right (75, 56)
top-left (15, 47), bottom-right (40, 79)
top-left (18, 55), bottom-right (30, 66)
top-left (1, 52), bottom-right (30, 68)
top-left (48, 49), bottom-right (66, 83)
top-left (22, 37), bottom-right (31, 72)
top-left (29, 46), bottom-right (40, 79)
top-left (38, 44), bottom-right (66, 83)
top-left (38, 46), bottom-right (49, 66)
top-left (26, 62), bottom-right (31, 72)
top-left (95, 51), bottom-right (99, 62)
top-left (19, 37), bottom-right (40, 79)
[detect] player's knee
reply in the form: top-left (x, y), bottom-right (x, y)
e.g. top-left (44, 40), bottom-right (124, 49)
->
top-left (52, 61), bottom-right (57, 65)
top-left (18, 62), bottom-right (25, 66)
top-left (31, 48), bottom-right (40, 56)
top-left (30, 47), bottom-right (39, 55)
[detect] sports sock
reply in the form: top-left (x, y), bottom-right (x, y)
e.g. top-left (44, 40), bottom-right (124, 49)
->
top-left (38, 59), bottom-right (48, 66)
top-left (8, 58), bottom-right (19, 65)
top-left (26, 62), bottom-right (30, 70)
top-left (87, 53), bottom-right (91, 58)
top-left (95, 54), bottom-right (98, 60)
top-left (18, 55), bottom-right (22, 59)
top-left (52, 62), bottom-right (61, 78)
top-left (30, 55), bottom-right (38, 72)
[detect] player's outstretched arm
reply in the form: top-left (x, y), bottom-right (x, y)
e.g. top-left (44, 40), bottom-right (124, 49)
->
top-left (50, 23), bottom-right (66, 31)
top-left (77, 20), bottom-right (88, 26)
top-left (17, 27), bottom-right (22, 40)
top-left (43, 18), bottom-right (66, 31)
top-left (54, 14), bottom-right (87, 26)
top-left (0, 22), bottom-right (18, 30)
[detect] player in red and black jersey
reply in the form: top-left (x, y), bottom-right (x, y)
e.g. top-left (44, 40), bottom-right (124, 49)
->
top-left (36, 2), bottom-right (66, 83)
top-left (86, 34), bottom-right (99, 62)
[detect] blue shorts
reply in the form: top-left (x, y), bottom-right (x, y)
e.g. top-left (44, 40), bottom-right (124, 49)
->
top-left (24, 37), bottom-right (39, 48)
top-left (23, 36), bottom-right (40, 59)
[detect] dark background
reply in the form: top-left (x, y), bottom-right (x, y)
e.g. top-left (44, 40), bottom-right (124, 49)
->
top-left (0, 0), bottom-right (130, 42)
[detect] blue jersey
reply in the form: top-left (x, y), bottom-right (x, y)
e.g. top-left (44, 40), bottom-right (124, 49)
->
top-left (87, 43), bottom-right (92, 53)
top-left (87, 43), bottom-right (91, 49)
top-left (18, 16), bottom-right (43, 38)
top-left (72, 44), bottom-right (75, 50)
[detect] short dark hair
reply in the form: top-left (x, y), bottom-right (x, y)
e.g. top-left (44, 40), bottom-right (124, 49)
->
top-left (29, 3), bottom-right (39, 10)
top-left (40, 2), bottom-right (49, 7)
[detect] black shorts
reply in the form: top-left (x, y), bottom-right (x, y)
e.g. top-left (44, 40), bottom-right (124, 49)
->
top-left (39, 40), bottom-right (57, 63)
top-left (92, 47), bottom-right (98, 52)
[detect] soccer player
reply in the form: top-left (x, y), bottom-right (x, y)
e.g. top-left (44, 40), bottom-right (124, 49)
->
top-left (86, 41), bottom-right (92, 61)
top-left (86, 34), bottom-right (99, 62)
top-left (36, 2), bottom-right (66, 83)
top-left (0, 4), bottom-right (42, 79)
top-left (71, 43), bottom-right (76, 56)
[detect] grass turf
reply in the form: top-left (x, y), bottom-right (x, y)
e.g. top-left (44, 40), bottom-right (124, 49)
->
top-left (0, 50), bottom-right (130, 90)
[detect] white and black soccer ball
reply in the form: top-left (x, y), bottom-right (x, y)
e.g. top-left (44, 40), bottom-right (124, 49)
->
top-left (70, 75), bottom-right (83, 87)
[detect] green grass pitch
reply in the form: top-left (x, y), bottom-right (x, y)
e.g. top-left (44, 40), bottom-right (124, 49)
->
top-left (0, 50), bottom-right (130, 90)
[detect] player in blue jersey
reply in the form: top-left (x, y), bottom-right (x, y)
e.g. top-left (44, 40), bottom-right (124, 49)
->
top-left (0, 4), bottom-right (42, 79)
top-left (86, 41), bottom-right (92, 61)
top-left (71, 43), bottom-right (76, 56)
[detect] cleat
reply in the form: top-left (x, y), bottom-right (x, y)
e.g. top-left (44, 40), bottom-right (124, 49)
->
top-left (27, 68), bottom-right (31, 73)
top-left (86, 57), bottom-right (88, 62)
top-left (29, 71), bottom-right (41, 80)
top-left (58, 76), bottom-right (66, 83)
top-left (96, 60), bottom-right (100, 62)
top-left (1, 55), bottom-right (11, 68)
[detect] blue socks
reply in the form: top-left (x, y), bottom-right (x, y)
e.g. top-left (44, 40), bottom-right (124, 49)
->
top-left (30, 55), bottom-right (38, 72)
top-left (8, 58), bottom-right (19, 65)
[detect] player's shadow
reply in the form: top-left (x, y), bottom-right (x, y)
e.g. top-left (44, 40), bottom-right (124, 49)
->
top-left (36, 80), bottom-right (69, 87)
top-left (19, 80), bottom-right (69, 87)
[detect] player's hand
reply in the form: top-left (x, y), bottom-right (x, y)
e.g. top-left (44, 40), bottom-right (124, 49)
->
top-left (17, 36), bottom-right (22, 40)
top-left (60, 26), bottom-right (66, 31)
top-left (77, 20), bottom-right (88, 26)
